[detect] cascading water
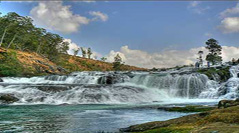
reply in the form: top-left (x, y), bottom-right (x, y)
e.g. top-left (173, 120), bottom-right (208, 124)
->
top-left (0, 65), bottom-right (239, 104)
top-left (199, 65), bottom-right (239, 99)
top-left (129, 73), bottom-right (209, 98)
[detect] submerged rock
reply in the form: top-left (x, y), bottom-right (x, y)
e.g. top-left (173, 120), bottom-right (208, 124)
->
top-left (37, 86), bottom-right (72, 93)
top-left (218, 98), bottom-right (239, 108)
top-left (0, 94), bottom-right (19, 104)
top-left (0, 78), bottom-right (3, 82)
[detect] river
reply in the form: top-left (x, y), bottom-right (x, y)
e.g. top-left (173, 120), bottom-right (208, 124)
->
top-left (0, 65), bottom-right (238, 132)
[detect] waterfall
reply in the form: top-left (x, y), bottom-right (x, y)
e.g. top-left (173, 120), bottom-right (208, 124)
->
top-left (199, 65), bottom-right (239, 99)
top-left (1, 65), bottom-right (239, 104)
top-left (129, 73), bottom-right (209, 98)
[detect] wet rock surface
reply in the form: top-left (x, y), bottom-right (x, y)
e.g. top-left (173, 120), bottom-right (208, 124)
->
top-left (218, 98), bottom-right (239, 108)
top-left (37, 86), bottom-right (72, 93)
top-left (0, 94), bottom-right (19, 104)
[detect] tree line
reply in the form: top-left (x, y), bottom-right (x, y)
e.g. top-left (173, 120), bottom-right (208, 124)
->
top-left (0, 12), bottom-right (70, 61)
top-left (196, 38), bottom-right (238, 67)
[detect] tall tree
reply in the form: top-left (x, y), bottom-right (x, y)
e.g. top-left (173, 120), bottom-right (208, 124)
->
top-left (205, 38), bottom-right (222, 65)
top-left (81, 47), bottom-right (86, 58)
top-left (73, 47), bottom-right (80, 57)
top-left (113, 54), bottom-right (122, 71)
top-left (87, 48), bottom-right (92, 59)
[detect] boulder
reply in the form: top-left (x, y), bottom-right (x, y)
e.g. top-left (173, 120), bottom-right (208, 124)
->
top-left (0, 94), bottom-right (19, 104)
top-left (97, 74), bottom-right (130, 85)
top-left (98, 75), bottom-right (116, 84)
top-left (0, 78), bottom-right (3, 82)
top-left (218, 98), bottom-right (239, 108)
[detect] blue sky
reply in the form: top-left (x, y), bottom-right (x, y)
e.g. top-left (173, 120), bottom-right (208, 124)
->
top-left (0, 1), bottom-right (239, 68)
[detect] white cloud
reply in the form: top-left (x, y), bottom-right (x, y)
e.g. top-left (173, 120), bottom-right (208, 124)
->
top-left (106, 45), bottom-right (239, 68)
top-left (64, 39), bottom-right (79, 55)
top-left (64, 39), bottom-right (102, 59)
top-left (218, 3), bottom-right (239, 33)
top-left (219, 17), bottom-right (239, 33)
top-left (30, 2), bottom-right (90, 34)
top-left (89, 11), bottom-right (108, 22)
top-left (221, 46), bottom-right (239, 62)
top-left (220, 3), bottom-right (239, 18)
top-left (188, 1), bottom-right (210, 14)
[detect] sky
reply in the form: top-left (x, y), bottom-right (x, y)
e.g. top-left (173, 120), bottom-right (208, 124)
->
top-left (0, 1), bottom-right (239, 68)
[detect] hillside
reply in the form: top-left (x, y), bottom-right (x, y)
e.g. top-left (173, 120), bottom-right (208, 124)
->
top-left (0, 48), bottom-right (146, 77)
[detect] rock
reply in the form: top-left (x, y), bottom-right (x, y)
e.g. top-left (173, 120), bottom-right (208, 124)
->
top-left (37, 86), bottom-right (71, 93)
top-left (0, 78), bottom-right (3, 82)
top-left (57, 66), bottom-right (68, 73)
top-left (97, 74), bottom-right (130, 84)
top-left (218, 98), bottom-right (239, 109)
top-left (0, 94), bottom-right (19, 104)
top-left (98, 75), bottom-right (116, 84)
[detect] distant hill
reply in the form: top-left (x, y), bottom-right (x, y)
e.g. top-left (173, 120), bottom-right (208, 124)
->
top-left (0, 48), bottom-right (147, 77)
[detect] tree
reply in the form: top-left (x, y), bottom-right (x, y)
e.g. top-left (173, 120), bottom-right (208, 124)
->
top-left (73, 47), bottom-right (80, 57)
top-left (113, 54), bottom-right (122, 71)
top-left (81, 47), bottom-right (86, 58)
top-left (87, 48), bottom-right (92, 59)
top-left (0, 12), bottom-right (69, 60)
top-left (205, 38), bottom-right (222, 65)
top-left (197, 51), bottom-right (203, 67)
top-left (101, 57), bottom-right (107, 62)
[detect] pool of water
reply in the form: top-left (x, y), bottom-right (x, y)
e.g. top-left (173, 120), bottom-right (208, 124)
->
top-left (0, 104), bottom-right (194, 132)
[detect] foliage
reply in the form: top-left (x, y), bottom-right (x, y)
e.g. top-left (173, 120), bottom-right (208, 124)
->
top-left (87, 48), bottom-right (92, 59)
top-left (73, 48), bottom-right (80, 56)
top-left (81, 47), bottom-right (86, 58)
top-left (160, 105), bottom-right (215, 113)
top-left (0, 12), bottom-right (69, 61)
top-left (101, 57), bottom-right (107, 62)
top-left (198, 67), bottom-right (230, 82)
top-left (113, 54), bottom-right (122, 71)
top-left (205, 38), bottom-right (222, 65)
top-left (0, 51), bottom-right (23, 76)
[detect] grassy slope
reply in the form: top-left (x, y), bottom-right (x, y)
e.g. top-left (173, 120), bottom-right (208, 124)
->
top-left (123, 106), bottom-right (239, 133)
top-left (0, 48), bottom-right (146, 77)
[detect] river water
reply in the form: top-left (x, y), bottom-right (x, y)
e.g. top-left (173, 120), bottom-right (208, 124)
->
top-left (0, 65), bottom-right (238, 132)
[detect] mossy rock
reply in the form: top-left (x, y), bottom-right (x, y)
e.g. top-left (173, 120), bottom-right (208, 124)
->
top-left (158, 106), bottom-right (216, 113)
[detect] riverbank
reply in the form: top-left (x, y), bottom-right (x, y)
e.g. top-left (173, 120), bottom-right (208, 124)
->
top-left (0, 48), bottom-right (146, 77)
top-left (121, 105), bottom-right (239, 133)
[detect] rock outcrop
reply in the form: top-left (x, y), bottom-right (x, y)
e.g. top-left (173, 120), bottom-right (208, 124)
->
top-left (0, 94), bottom-right (19, 104)
top-left (218, 98), bottom-right (239, 108)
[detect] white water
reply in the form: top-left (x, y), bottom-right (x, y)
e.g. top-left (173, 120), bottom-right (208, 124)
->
top-left (0, 65), bottom-right (239, 105)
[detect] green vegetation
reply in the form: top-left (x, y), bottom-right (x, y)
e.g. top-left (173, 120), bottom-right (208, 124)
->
top-left (123, 106), bottom-right (239, 133)
top-left (113, 54), bottom-right (123, 71)
top-left (0, 12), bottom-right (69, 61)
top-left (198, 67), bottom-right (230, 82)
top-left (158, 105), bottom-right (215, 113)
top-left (0, 50), bottom-right (23, 76)
top-left (205, 38), bottom-right (222, 65)
top-left (135, 127), bottom-right (192, 133)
